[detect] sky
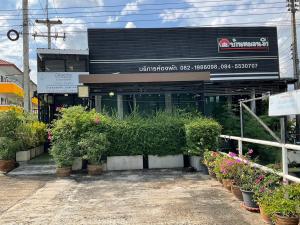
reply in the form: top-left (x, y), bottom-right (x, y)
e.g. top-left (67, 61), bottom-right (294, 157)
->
top-left (0, 0), bottom-right (297, 83)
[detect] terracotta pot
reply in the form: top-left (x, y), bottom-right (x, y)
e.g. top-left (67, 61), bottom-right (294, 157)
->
top-left (274, 214), bottom-right (299, 225)
top-left (87, 164), bottom-right (102, 176)
top-left (259, 205), bottom-right (272, 224)
top-left (222, 179), bottom-right (233, 192)
top-left (0, 160), bottom-right (15, 173)
top-left (56, 167), bottom-right (71, 177)
top-left (231, 184), bottom-right (243, 201)
top-left (241, 190), bottom-right (259, 209)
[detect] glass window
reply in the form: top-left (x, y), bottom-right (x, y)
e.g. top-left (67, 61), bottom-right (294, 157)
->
top-left (45, 60), bottom-right (65, 72)
top-left (66, 60), bottom-right (86, 72)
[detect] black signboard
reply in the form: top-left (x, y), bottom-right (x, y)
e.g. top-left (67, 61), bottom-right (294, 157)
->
top-left (88, 27), bottom-right (279, 81)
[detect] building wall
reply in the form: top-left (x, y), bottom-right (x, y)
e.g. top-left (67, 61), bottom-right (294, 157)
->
top-left (88, 27), bottom-right (279, 81)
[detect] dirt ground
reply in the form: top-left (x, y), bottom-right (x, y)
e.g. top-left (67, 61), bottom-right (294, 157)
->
top-left (0, 170), bottom-right (263, 225)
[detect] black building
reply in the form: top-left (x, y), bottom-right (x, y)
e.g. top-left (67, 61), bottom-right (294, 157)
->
top-left (78, 27), bottom-right (292, 117)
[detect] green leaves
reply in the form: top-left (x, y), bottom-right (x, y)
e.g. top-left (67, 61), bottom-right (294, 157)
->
top-left (261, 184), bottom-right (300, 218)
top-left (0, 137), bottom-right (21, 160)
top-left (185, 118), bottom-right (222, 156)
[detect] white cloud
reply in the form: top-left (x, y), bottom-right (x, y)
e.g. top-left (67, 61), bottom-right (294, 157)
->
top-left (121, 0), bottom-right (145, 16)
top-left (125, 22), bottom-right (137, 28)
top-left (107, 0), bottom-right (145, 23)
top-left (53, 0), bottom-right (104, 8)
top-left (52, 18), bottom-right (88, 50)
top-left (158, 0), bottom-right (295, 78)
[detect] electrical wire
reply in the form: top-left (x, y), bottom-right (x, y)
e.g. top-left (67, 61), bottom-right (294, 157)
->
top-left (0, 2), bottom-right (287, 17)
top-left (0, 0), bottom-right (283, 11)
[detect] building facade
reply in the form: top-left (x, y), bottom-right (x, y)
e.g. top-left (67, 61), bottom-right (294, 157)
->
top-left (78, 27), bottom-right (291, 117)
top-left (36, 49), bottom-right (89, 122)
top-left (0, 59), bottom-right (38, 112)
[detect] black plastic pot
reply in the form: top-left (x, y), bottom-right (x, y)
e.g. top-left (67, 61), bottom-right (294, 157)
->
top-left (241, 190), bottom-right (259, 209)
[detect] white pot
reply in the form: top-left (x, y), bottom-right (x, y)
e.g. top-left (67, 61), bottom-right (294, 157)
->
top-left (16, 150), bottom-right (31, 162)
top-left (107, 155), bottom-right (143, 171)
top-left (148, 154), bottom-right (184, 169)
top-left (189, 156), bottom-right (206, 171)
top-left (72, 157), bottom-right (83, 171)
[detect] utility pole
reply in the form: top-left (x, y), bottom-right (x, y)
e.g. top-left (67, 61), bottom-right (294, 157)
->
top-left (33, 0), bottom-right (65, 48)
top-left (23, 0), bottom-right (30, 112)
top-left (287, 0), bottom-right (300, 142)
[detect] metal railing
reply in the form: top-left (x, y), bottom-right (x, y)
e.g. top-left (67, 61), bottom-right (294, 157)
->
top-left (220, 135), bottom-right (300, 183)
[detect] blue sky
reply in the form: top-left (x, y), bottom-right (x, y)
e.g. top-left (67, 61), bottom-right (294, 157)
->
top-left (0, 0), bottom-right (296, 82)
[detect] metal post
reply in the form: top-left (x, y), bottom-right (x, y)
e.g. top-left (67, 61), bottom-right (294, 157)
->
top-left (239, 101), bottom-right (243, 153)
top-left (22, 0), bottom-right (30, 112)
top-left (280, 117), bottom-right (289, 184)
top-left (289, 0), bottom-right (300, 142)
top-left (165, 92), bottom-right (172, 113)
top-left (250, 89), bottom-right (256, 113)
top-left (238, 139), bottom-right (243, 156)
top-left (117, 94), bottom-right (123, 119)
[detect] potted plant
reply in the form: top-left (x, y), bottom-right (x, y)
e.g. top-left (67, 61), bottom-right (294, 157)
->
top-left (79, 131), bottom-right (109, 176)
top-left (50, 141), bottom-right (74, 177)
top-left (239, 163), bottom-right (260, 209)
top-left (254, 173), bottom-right (282, 224)
top-left (227, 153), bottom-right (245, 201)
top-left (0, 137), bottom-right (20, 173)
top-left (213, 154), bottom-right (225, 184)
top-left (264, 184), bottom-right (300, 225)
top-left (218, 156), bottom-right (243, 192)
top-left (203, 151), bottom-right (220, 178)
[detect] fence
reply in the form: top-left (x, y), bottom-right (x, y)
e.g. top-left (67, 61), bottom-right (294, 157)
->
top-left (220, 135), bottom-right (300, 183)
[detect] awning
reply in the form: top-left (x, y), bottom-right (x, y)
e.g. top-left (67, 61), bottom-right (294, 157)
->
top-left (79, 72), bottom-right (210, 84)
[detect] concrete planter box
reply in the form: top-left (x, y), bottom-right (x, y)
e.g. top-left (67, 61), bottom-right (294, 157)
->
top-left (189, 156), bottom-right (206, 171)
top-left (148, 154), bottom-right (184, 169)
top-left (72, 157), bottom-right (83, 171)
top-left (30, 148), bottom-right (36, 159)
top-left (16, 145), bottom-right (44, 162)
top-left (16, 150), bottom-right (31, 162)
top-left (36, 145), bottom-right (44, 156)
top-left (107, 155), bottom-right (143, 171)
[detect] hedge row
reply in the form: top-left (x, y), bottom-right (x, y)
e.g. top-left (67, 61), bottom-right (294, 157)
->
top-left (50, 106), bottom-right (222, 158)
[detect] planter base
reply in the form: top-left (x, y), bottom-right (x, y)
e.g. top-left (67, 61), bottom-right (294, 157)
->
top-left (0, 160), bottom-right (15, 173)
top-left (87, 164), bottom-right (102, 176)
top-left (274, 214), bottom-right (299, 225)
top-left (231, 185), bottom-right (243, 201)
top-left (240, 202), bottom-right (260, 213)
top-left (241, 190), bottom-right (259, 209)
top-left (56, 167), bottom-right (71, 177)
top-left (222, 179), bottom-right (232, 192)
top-left (259, 206), bottom-right (272, 224)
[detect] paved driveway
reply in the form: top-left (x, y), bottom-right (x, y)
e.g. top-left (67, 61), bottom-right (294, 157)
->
top-left (0, 170), bottom-right (263, 225)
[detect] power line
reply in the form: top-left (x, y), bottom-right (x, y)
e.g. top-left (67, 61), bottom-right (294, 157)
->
top-left (0, 2), bottom-right (286, 17)
top-left (0, 9), bottom-right (290, 22)
top-left (0, 0), bottom-right (282, 12)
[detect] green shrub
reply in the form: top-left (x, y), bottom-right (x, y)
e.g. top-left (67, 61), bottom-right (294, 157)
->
top-left (105, 113), bottom-right (186, 156)
top-left (185, 118), bottom-right (222, 156)
top-left (0, 137), bottom-right (21, 160)
top-left (50, 140), bottom-right (75, 168)
top-left (262, 184), bottom-right (300, 218)
top-left (79, 131), bottom-right (109, 165)
top-left (0, 110), bottom-right (22, 139)
top-left (50, 106), bottom-right (222, 160)
top-left (50, 106), bottom-right (111, 166)
top-left (0, 110), bottom-right (47, 151)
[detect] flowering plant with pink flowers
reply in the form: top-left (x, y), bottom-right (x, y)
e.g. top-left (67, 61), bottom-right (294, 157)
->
top-left (217, 156), bottom-right (244, 180)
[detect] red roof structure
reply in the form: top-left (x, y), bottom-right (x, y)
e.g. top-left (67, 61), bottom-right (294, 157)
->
top-left (0, 59), bottom-right (23, 75)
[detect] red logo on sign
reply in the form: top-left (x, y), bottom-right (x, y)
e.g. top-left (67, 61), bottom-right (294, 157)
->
top-left (218, 38), bottom-right (231, 48)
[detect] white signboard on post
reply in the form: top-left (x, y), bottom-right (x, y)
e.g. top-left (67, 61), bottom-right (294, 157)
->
top-left (269, 90), bottom-right (300, 116)
top-left (37, 72), bottom-right (89, 94)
